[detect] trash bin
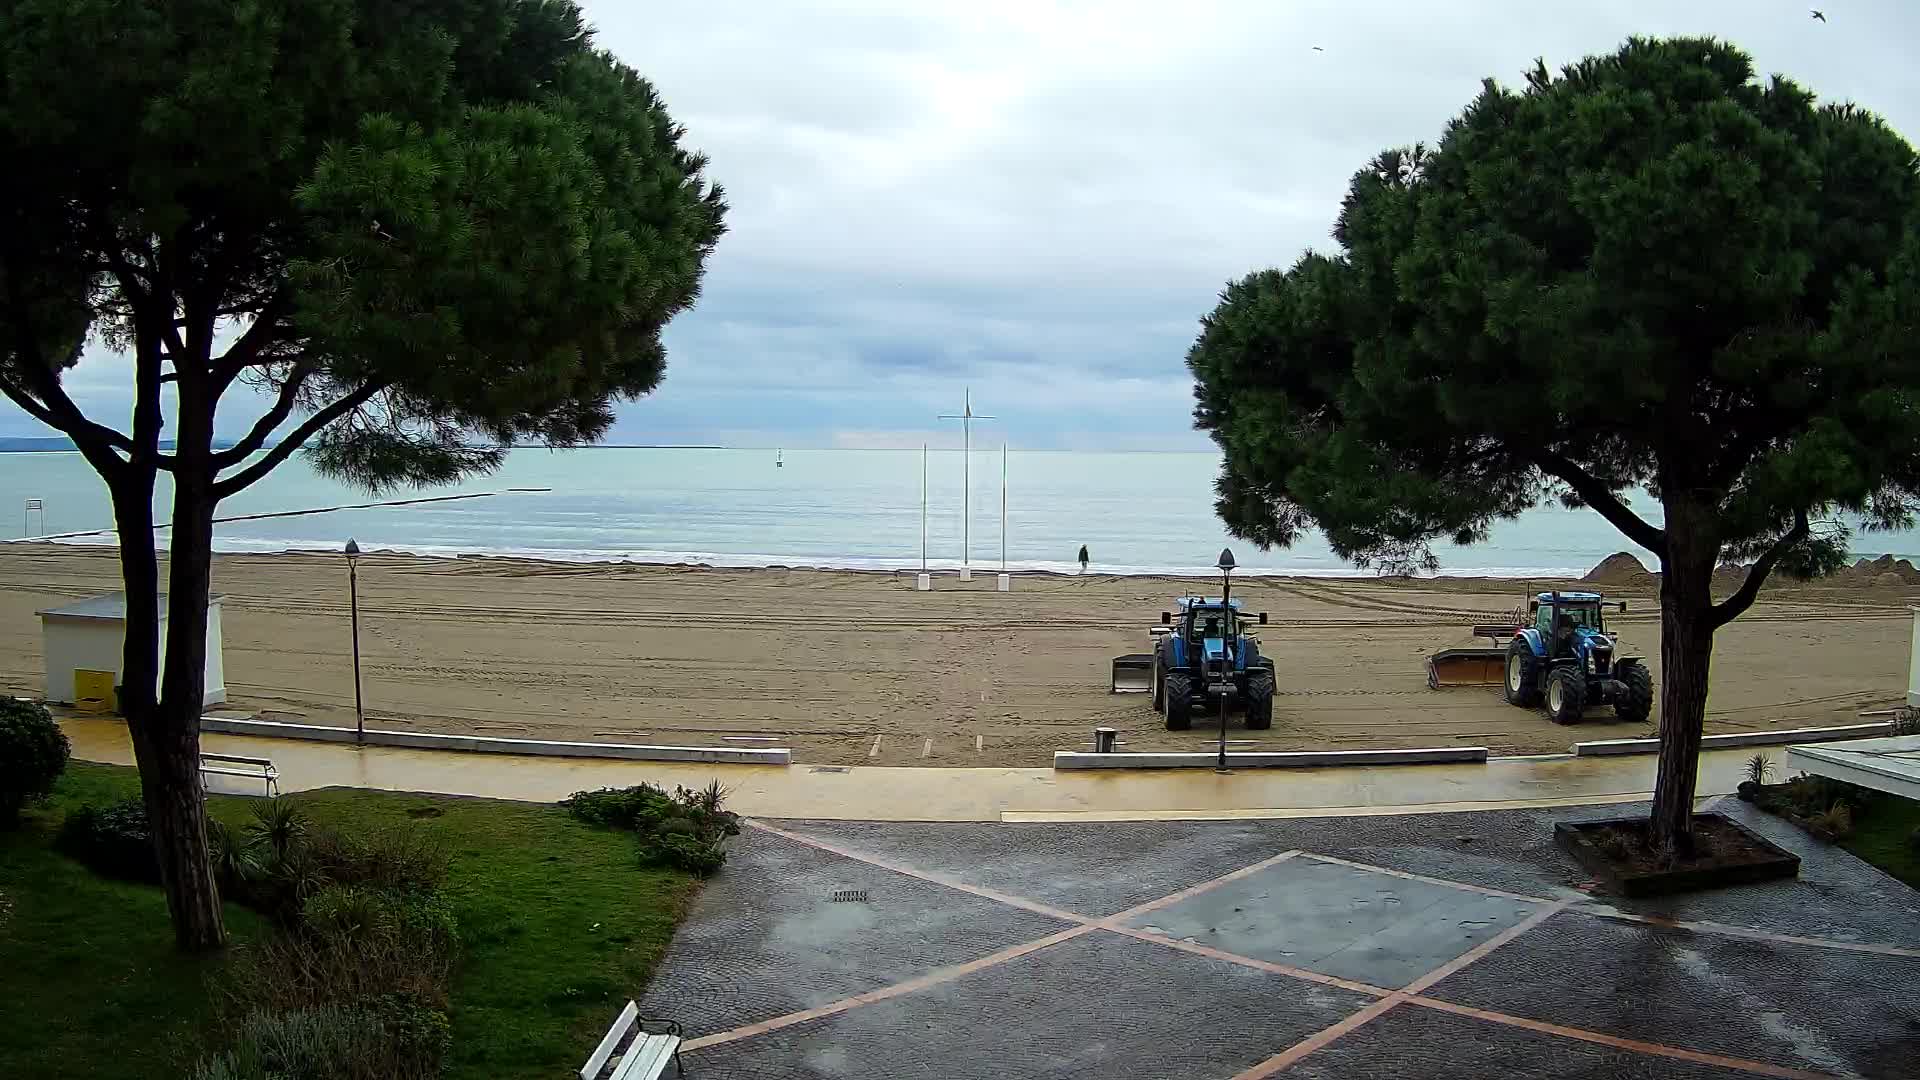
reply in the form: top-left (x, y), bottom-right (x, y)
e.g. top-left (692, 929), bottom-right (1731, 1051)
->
top-left (1093, 727), bottom-right (1118, 753)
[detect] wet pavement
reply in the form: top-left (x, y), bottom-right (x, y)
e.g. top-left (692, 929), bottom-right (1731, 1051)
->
top-left (640, 798), bottom-right (1920, 1079)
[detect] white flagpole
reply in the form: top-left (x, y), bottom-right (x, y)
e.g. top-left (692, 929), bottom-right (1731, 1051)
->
top-left (921, 443), bottom-right (928, 571)
top-left (1000, 442), bottom-right (1007, 570)
top-left (938, 388), bottom-right (995, 581)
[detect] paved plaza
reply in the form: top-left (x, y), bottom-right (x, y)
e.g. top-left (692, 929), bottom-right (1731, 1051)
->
top-left (641, 799), bottom-right (1920, 1079)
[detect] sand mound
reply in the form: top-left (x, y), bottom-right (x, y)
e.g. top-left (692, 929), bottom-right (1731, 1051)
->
top-left (1582, 552), bottom-right (1655, 587)
top-left (1844, 554), bottom-right (1920, 585)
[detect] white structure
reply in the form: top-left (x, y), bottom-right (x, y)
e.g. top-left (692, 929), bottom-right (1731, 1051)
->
top-left (1787, 735), bottom-right (1920, 801)
top-left (1908, 607), bottom-right (1920, 707)
top-left (38, 592), bottom-right (227, 708)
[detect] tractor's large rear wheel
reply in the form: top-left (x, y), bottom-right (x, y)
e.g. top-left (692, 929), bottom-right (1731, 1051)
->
top-left (1546, 667), bottom-right (1586, 725)
top-left (1244, 667), bottom-right (1275, 730)
top-left (1163, 672), bottom-right (1192, 731)
top-left (1504, 639), bottom-right (1541, 707)
top-left (1614, 660), bottom-right (1653, 725)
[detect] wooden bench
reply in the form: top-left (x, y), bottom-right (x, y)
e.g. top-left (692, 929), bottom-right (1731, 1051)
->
top-left (581, 1000), bottom-right (684, 1079)
top-left (198, 752), bottom-right (279, 798)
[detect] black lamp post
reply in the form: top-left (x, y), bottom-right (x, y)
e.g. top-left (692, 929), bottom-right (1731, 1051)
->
top-left (1216, 547), bottom-right (1235, 772)
top-left (345, 538), bottom-right (364, 745)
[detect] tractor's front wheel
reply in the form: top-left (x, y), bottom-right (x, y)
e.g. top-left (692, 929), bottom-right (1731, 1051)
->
top-left (1504, 639), bottom-right (1541, 707)
top-left (1614, 660), bottom-right (1653, 724)
top-left (1245, 667), bottom-right (1275, 730)
top-left (1163, 672), bottom-right (1193, 731)
top-left (1546, 666), bottom-right (1586, 725)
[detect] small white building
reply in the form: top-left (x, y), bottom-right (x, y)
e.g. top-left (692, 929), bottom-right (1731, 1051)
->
top-left (38, 592), bottom-right (227, 709)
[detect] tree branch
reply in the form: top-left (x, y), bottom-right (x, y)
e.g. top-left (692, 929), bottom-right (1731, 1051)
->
top-left (210, 294), bottom-right (289, 392)
top-left (211, 382), bottom-right (383, 500)
top-left (1711, 511), bottom-right (1809, 629)
top-left (1531, 450), bottom-right (1668, 556)
top-left (211, 360), bottom-right (316, 468)
top-left (0, 367), bottom-right (133, 475)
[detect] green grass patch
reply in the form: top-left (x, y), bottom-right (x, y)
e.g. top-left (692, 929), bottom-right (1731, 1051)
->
top-left (1840, 791), bottom-right (1920, 889)
top-left (0, 763), bottom-right (700, 1079)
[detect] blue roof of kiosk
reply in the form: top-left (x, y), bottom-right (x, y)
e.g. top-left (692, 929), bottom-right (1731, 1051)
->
top-left (1539, 591), bottom-right (1603, 602)
top-left (1176, 597), bottom-right (1242, 609)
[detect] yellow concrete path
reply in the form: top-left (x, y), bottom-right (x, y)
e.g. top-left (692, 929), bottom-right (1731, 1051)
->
top-left (61, 717), bottom-right (1773, 822)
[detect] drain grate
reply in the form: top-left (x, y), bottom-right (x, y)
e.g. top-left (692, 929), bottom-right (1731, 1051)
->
top-left (830, 889), bottom-right (869, 903)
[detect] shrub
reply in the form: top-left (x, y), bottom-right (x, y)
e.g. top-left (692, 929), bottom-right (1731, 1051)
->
top-left (567, 781), bottom-right (740, 876)
top-left (562, 784), bottom-right (678, 830)
top-left (301, 885), bottom-right (459, 962)
top-left (1892, 708), bottom-right (1920, 737)
top-left (1806, 802), bottom-right (1854, 843)
top-left (1909, 825), bottom-right (1920, 856)
top-left (245, 798), bottom-right (308, 861)
top-left (56, 798), bottom-right (159, 882)
top-left (0, 698), bottom-right (69, 826)
top-left (365, 990), bottom-right (452, 1070)
top-left (304, 824), bottom-right (449, 893)
top-left (1743, 753), bottom-right (1772, 786)
top-left (193, 1000), bottom-right (447, 1080)
top-left (221, 807), bottom-right (446, 925)
top-left (644, 831), bottom-right (728, 876)
top-left (224, 892), bottom-right (458, 1014)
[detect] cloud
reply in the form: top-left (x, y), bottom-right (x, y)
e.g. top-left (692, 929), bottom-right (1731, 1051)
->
top-left (10, 1), bottom-right (1920, 449)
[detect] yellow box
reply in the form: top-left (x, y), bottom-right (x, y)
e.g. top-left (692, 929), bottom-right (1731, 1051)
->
top-left (74, 669), bottom-right (117, 714)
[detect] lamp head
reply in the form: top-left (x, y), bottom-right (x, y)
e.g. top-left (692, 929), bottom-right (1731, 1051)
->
top-left (344, 538), bottom-right (361, 562)
top-left (1216, 547), bottom-right (1236, 573)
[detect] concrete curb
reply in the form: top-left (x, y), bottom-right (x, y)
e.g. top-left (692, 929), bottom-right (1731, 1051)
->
top-left (1052, 746), bottom-right (1488, 770)
top-left (1572, 721), bottom-right (1894, 757)
top-left (198, 716), bottom-right (791, 765)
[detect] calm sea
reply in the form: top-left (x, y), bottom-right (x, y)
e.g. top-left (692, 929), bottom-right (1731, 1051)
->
top-left (4, 447), bottom-right (1914, 577)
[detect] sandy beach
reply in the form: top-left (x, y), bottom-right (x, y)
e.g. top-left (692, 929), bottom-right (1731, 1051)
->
top-left (0, 544), bottom-right (1908, 766)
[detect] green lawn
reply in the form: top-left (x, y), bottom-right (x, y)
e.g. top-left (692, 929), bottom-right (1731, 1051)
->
top-left (1842, 790), bottom-right (1920, 890)
top-left (0, 763), bottom-right (699, 1080)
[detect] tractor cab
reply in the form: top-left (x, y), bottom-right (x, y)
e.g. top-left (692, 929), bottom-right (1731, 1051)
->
top-left (1531, 593), bottom-right (1611, 661)
top-left (1177, 597), bottom-right (1237, 647)
top-left (1164, 597), bottom-right (1267, 660)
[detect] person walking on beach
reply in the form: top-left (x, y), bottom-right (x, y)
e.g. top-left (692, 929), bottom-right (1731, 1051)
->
top-left (1078, 545), bottom-right (1090, 574)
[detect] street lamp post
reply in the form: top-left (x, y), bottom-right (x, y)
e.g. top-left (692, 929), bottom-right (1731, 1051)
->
top-left (345, 538), bottom-right (365, 745)
top-left (1216, 547), bottom-right (1236, 772)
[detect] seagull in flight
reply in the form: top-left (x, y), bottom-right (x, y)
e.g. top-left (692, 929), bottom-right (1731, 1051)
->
top-left (1810, 9), bottom-right (1826, 21)
top-left (1312, 45), bottom-right (1324, 52)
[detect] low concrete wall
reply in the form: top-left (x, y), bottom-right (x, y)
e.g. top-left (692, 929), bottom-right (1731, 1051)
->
top-left (198, 716), bottom-right (791, 765)
top-left (1572, 721), bottom-right (1894, 757)
top-left (1053, 746), bottom-right (1488, 770)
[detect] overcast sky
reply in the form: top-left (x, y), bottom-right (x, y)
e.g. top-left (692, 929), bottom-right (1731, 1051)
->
top-left (10, 1), bottom-right (1920, 449)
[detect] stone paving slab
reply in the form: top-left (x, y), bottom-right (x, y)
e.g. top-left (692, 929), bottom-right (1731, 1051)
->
top-left (1283, 1004), bottom-right (1770, 1080)
top-left (683, 929), bottom-right (1376, 1079)
top-left (1426, 911), bottom-right (1920, 1078)
top-left (1124, 856), bottom-right (1542, 989)
top-left (637, 827), bottom-right (1074, 1037)
top-left (785, 816), bottom-right (1303, 916)
top-left (645, 801), bottom-right (1920, 1078)
top-left (788, 797), bottom-right (1920, 944)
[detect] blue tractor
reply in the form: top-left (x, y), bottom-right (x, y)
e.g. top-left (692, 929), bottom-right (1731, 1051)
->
top-left (1111, 597), bottom-right (1275, 730)
top-left (1502, 591), bottom-right (1653, 725)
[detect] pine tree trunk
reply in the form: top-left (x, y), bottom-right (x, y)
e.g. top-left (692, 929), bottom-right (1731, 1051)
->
top-left (1648, 494), bottom-right (1720, 853)
top-left (145, 389), bottom-right (226, 952)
